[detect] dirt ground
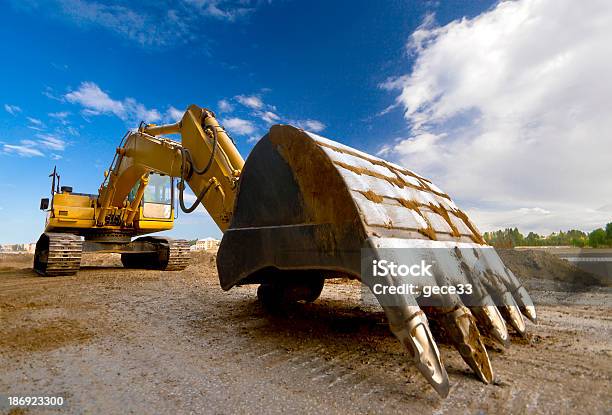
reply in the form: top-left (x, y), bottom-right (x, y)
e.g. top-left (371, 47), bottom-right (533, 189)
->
top-left (0, 251), bottom-right (610, 414)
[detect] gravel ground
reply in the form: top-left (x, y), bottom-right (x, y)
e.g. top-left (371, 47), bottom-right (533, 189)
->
top-left (0, 251), bottom-right (610, 414)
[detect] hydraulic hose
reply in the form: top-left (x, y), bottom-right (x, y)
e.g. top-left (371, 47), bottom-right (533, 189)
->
top-left (178, 125), bottom-right (218, 213)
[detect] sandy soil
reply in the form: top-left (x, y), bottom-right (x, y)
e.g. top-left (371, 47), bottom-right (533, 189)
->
top-left (0, 251), bottom-right (610, 414)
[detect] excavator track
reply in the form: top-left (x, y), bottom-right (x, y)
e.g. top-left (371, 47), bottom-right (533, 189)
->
top-left (33, 232), bottom-right (83, 277)
top-left (164, 239), bottom-right (191, 271)
top-left (121, 237), bottom-right (190, 271)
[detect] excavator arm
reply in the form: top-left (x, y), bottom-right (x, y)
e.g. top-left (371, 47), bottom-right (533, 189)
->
top-left (96, 105), bottom-right (244, 230)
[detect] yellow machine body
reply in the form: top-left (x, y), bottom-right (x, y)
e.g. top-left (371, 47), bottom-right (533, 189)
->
top-left (45, 189), bottom-right (175, 235)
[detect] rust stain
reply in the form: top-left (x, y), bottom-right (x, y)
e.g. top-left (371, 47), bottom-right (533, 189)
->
top-left (397, 198), bottom-right (420, 211)
top-left (453, 209), bottom-right (486, 245)
top-left (360, 190), bottom-right (384, 203)
top-left (353, 186), bottom-right (485, 244)
top-left (332, 160), bottom-right (451, 200)
top-left (354, 189), bottom-right (439, 241)
top-left (316, 140), bottom-right (446, 197)
top-left (397, 198), bottom-right (437, 241)
top-left (428, 203), bottom-right (462, 238)
top-left (393, 194), bottom-right (486, 245)
top-left (418, 226), bottom-right (438, 241)
top-left (334, 160), bottom-right (403, 186)
top-left (317, 140), bottom-right (416, 177)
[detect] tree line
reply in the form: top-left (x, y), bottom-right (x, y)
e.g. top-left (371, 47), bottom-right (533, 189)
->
top-left (483, 223), bottom-right (612, 248)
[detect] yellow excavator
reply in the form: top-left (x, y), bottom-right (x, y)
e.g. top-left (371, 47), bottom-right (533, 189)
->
top-left (35, 104), bottom-right (536, 397)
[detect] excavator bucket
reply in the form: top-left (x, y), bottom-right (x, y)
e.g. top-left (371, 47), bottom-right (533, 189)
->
top-left (217, 125), bottom-right (536, 397)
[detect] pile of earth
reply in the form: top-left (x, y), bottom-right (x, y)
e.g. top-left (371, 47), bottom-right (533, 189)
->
top-left (497, 249), bottom-right (605, 286)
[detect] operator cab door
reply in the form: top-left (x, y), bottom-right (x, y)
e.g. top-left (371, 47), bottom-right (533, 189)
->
top-left (128, 173), bottom-right (174, 220)
top-left (143, 174), bottom-right (173, 219)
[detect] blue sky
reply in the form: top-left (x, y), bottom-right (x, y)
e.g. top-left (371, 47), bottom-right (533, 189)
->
top-left (1, 0), bottom-right (610, 243)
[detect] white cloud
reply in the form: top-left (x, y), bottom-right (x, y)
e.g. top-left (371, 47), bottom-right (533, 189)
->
top-left (42, 87), bottom-right (64, 102)
top-left (49, 111), bottom-right (71, 125)
top-left (235, 95), bottom-right (263, 110)
top-left (376, 102), bottom-right (400, 117)
top-left (65, 126), bottom-right (80, 136)
top-left (26, 117), bottom-right (43, 126)
top-left (166, 106), bottom-right (184, 122)
top-left (518, 207), bottom-right (551, 215)
top-left (11, 0), bottom-right (269, 48)
top-left (259, 111), bottom-right (280, 124)
top-left (48, 111), bottom-right (70, 119)
top-left (65, 82), bottom-right (123, 116)
top-left (381, 0), bottom-right (612, 233)
top-left (4, 104), bottom-right (21, 115)
top-left (296, 119), bottom-right (326, 132)
top-left (48, 0), bottom-right (186, 47)
top-left (124, 98), bottom-right (162, 122)
top-left (36, 134), bottom-right (67, 151)
top-left (218, 93), bottom-right (326, 139)
top-left (65, 81), bottom-right (161, 123)
top-left (468, 204), bottom-right (610, 235)
top-left (185, 0), bottom-right (254, 22)
top-left (223, 117), bottom-right (256, 135)
top-left (218, 99), bottom-right (233, 112)
top-left (2, 131), bottom-right (68, 159)
top-left (3, 142), bottom-right (44, 157)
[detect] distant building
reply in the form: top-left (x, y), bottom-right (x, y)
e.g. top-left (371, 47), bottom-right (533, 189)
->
top-left (0, 243), bottom-right (36, 254)
top-left (191, 238), bottom-right (220, 251)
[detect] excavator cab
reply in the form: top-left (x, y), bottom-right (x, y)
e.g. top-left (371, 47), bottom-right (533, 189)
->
top-left (128, 173), bottom-right (174, 222)
top-left (141, 174), bottom-right (173, 219)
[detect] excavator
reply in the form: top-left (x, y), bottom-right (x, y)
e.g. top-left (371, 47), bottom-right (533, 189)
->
top-left (35, 104), bottom-right (537, 397)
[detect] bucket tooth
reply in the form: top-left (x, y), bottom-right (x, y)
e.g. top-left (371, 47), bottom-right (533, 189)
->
top-left (429, 305), bottom-right (494, 384)
top-left (513, 285), bottom-right (537, 323)
top-left (387, 308), bottom-right (450, 398)
top-left (475, 248), bottom-right (537, 322)
top-left (499, 293), bottom-right (526, 336)
top-left (470, 303), bottom-right (510, 347)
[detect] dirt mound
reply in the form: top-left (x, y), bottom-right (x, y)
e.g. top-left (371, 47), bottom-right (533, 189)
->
top-left (497, 248), bottom-right (604, 286)
top-left (81, 252), bottom-right (123, 267)
top-left (188, 249), bottom-right (216, 264)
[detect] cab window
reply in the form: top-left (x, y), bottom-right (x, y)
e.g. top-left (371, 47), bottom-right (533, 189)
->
top-left (144, 174), bottom-right (172, 204)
